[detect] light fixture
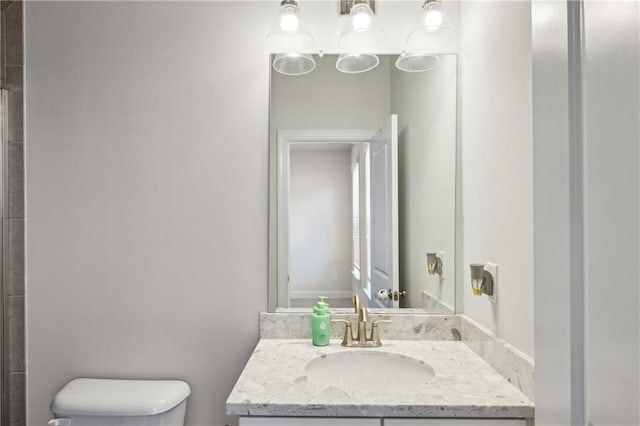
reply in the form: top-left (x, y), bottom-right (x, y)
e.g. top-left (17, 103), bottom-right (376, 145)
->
top-left (338, 0), bottom-right (386, 53)
top-left (266, 0), bottom-right (314, 53)
top-left (336, 53), bottom-right (379, 74)
top-left (395, 52), bottom-right (440, 72)
top-left (469, 263), bottom-right (495, 297)
top-left (426, 252), bottom-right (444, 276)
top-left (272, 53), bottom-right (316, 76)
top-left (266, 0), bottom-right (452, 76)
top-left (407, 0), bottom-right (456, 52)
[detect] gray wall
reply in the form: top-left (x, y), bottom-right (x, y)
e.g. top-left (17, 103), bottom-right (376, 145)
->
top-left (2, 1), bottom-right (25, 425)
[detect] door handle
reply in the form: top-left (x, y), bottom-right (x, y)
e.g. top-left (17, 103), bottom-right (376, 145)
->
top-left (377, 289), bottom-right (407, 301)
top-left (392, 290), bottom-right (407, 301)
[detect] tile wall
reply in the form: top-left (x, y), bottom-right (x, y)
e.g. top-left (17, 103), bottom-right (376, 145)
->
top-left (1, 1), bottom-right (24, 425)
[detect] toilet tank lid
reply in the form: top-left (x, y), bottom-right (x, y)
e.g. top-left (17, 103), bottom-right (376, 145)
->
top-left (51, 378), bottom-right (191, 416)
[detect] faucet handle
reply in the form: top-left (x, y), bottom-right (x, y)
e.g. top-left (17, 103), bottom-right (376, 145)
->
top-left (331, 319), bottom-right (354, 346)
top-left (369, 319), bottom-right (392, 345)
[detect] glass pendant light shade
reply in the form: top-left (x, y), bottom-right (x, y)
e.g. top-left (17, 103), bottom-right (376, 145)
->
top-left (407, 0), bottom-right (456, 51)
top-left (266, 0), bottom-right (314, 53)
top-left (395, 52), bottom-right (440, 72)
top-left (338, 1), bottom-right (386, 52)
top-left (272, 53), bottom-right (316, 76)
top-left (336, 53), bottom-right (380, 74)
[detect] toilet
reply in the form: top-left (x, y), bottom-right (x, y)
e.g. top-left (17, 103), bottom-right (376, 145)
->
top-left (49, 378), bottom-right (191, 426)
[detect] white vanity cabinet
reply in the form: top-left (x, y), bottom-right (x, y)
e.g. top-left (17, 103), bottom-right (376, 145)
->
top-left (239, 418), bottom-right (527, 426)
top-left (239, 418), bottom-right (379, 426)
top-left (384, 420), bottom-right (527, 425)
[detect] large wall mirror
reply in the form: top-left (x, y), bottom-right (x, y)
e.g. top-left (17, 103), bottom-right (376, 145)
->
top-left (268, 54), bottom-right (457, 313)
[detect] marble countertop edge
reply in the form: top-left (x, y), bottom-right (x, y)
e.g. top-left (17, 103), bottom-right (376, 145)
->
top-left (227, 402), bottom-right (534, 418)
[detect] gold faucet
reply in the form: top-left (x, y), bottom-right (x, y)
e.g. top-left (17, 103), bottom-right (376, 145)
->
top-left (330, 294), bottom-right (392, 347)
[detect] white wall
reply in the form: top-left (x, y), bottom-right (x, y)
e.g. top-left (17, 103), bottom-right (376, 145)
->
top-left (583, 1), bottom-right (639, 424)
top-left (25, 2), bottom-right (459, 425)
top-left (25, 3), bottom-right (272, 425)
top-left (270, 54), bottom-right (392, 132)
top-left (459, 1), bottom-right (534, 356)
top-left (532, 1), bottom-right (640, 422)
top-left (531, 1), bottom-right (574, 422)
top-left (289, 149), bottom-right (352, 297)
top-left (391, 56), bottom-right (457, 311)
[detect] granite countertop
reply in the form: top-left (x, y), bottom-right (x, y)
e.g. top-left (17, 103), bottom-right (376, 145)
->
top-left (226, 339), bottom-right (534, 419)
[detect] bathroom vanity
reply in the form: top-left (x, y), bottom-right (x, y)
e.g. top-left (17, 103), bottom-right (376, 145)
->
top-left (243, 16), bottom-right (535, 426)
top-left (226, 317), bottom-right (534, 426)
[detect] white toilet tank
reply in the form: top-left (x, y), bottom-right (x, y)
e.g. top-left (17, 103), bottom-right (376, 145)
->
top-left (49, 378), bottom-right (191, 426)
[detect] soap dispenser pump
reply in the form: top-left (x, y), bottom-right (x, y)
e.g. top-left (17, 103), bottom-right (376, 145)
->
top-left (312, 296), bottom-right (331, 346)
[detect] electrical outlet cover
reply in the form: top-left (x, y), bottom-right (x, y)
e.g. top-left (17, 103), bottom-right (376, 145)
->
top-left (484, 263), bottom-right (498, 302)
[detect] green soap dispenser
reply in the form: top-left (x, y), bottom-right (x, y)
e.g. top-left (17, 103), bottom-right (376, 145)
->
top-left (312, 296), bottom-right (330, 346)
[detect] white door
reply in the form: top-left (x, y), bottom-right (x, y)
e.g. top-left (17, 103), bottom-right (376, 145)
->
top-left (368, 115), bottom-right (399, 308)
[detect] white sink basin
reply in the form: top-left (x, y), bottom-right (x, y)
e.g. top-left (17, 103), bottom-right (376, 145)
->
top-left (305, 351), bottom-right (435, 391)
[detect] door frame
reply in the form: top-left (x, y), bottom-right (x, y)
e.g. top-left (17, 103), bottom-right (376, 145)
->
top-left (275, 129), bottom-right (378, 308)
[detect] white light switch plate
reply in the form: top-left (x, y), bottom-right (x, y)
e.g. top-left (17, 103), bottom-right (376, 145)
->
top-left (485, 262), bottom-right (498, 302)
